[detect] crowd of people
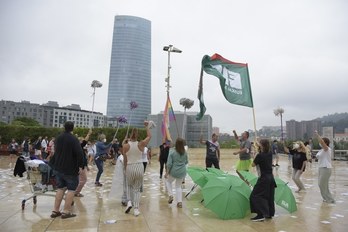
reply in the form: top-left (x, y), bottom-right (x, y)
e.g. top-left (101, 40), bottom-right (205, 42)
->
top-left (2, 124), bottom-right (336, 222)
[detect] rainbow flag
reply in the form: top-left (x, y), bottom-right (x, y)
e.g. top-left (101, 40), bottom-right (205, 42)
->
top-left (161, 96), bottom-right (176, 142)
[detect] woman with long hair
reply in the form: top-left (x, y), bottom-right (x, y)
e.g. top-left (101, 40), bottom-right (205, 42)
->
top-left (165, 137), bottom-right (188, 208)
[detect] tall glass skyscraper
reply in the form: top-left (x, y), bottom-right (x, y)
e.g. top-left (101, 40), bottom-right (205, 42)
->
top-left (107, 15), bottom-right (151, 127)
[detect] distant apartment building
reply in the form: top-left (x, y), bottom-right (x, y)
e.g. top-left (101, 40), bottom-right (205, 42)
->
top-left (286, 119), bottom-right (321, 140)
top-left (147, 112), bottom-right (212, 148)
top-left (333, 132), bottom-right (348, 142)
top-left (0, 100), bottom-right (105, 128)
top-left (212, 127), bottom-right (220, 135)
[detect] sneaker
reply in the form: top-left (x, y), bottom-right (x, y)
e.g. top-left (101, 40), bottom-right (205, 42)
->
top-left (251, 215), bottom-right (265, 222)
top-left (95, 182), bottom-right (103, 187)
top-left (276, 164), bottom-right (280, 167)
top-left (168, 195), bottom-right (173, 204)
top-left (177, 202), bottom-right (182, 208)
top-left (134, 208), bottom-right (140, 216)
top-left (125, 201), bottom-right (132, 214)
top-left (121, 201), bottom-right (127, 206)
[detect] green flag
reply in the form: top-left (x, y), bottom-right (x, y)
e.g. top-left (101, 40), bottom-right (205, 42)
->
top-left (196, 67), bottom-right (206, 121)
top-left (202, 53), bottom-right (254, 107)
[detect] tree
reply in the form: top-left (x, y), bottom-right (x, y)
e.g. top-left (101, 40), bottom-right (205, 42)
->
top-left (11, 117), bottom-right (41, 127)
top-left (274, 107), bottom-right (285, 141)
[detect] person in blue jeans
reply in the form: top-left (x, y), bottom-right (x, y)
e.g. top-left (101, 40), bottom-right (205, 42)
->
top-left (95, 134), bottom-right (113, 186)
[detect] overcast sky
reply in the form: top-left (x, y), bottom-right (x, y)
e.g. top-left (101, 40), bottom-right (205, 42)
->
top-left (1, 0), bottom-right (347, 133)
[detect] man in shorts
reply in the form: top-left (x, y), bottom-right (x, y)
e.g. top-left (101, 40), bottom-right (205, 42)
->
top-left (49, 121), bottom-right (84, 219)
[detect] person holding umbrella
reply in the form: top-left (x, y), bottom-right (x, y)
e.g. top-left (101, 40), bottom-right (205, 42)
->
top-left (249, 139), bottom-right (276, 222)
top-left (314, 131), bottom-right (335, 204)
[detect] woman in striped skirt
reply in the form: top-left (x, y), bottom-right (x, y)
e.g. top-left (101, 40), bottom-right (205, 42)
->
top-left (123, 121), bottom-right (151, 217)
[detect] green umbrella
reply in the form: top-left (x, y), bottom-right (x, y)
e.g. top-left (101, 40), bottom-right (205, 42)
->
top-left (206, 167), bottom-right (226, 176)
top-left (274, 177), bottom-right (297, 213)
top-left (236, 170), bottom-right (258, 187)
top-left (202, 175), bottom-right (251, 220)
top-left (187, 166), bottom-right (208, 188)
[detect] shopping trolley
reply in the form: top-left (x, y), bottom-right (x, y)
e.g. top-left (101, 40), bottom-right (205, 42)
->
top-left (21, 160), bottom-right (57, 210)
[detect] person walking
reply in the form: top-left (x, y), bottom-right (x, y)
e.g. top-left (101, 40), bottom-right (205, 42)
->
top-left (41, 136), bottom-right (48, 159)
top-left (48, 121), bottom-right (84, 219)
top-left (272, 140), bottom-right (279, 167)
top-left (123, 121), bottom-right (151, 217)
top-left (233, 130), bottom-right (252, 171)
top-left (75, 129), bottom-right (92, 197)
top-left (21, 137), bottom-right (31, 158)
top-left (8, 138), bottom-right (19, 168)
top-left (165, 138), bottom-right (188, 208)
top-left (314, 131), bottom-right (335, 203)
top-left (159, 140), bottom-right (171, 179)
top-left (33, 136), bottom-right (42, 160)
top-left (250, 139), bottom-right (276, 222)
top-left (94, 134), bottom-right (113, 187)
top-left (290, 141), bottom-right (307, 193)
top-left (87, 141), bottom-right (96, 166)
top-left (199, 133), bottom-right (220, 169)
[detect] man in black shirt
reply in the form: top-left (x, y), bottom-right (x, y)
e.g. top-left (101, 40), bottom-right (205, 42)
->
top-left (49, 121), bottom-right (84, 219)
top-left (159, 140), bottom-right (171, 179)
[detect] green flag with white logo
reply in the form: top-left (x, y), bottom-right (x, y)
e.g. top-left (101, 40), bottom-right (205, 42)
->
top-left (203, 53), bottom-right (254, 107)
top-left (196, 53), bottom-right (254, 120)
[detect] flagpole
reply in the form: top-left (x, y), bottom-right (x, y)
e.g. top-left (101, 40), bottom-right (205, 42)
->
top-left (246, 64), bottom-right (258, 143)
top-left (252, 107), bottom-right (258, 142)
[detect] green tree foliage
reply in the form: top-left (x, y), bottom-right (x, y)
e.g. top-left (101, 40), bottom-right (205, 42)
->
top-left (0, 125), bottom-right (146, 145)
top-left (11, 117), bottom-right (41, 127)
top-left (220, 139), bottom-right (239, 149)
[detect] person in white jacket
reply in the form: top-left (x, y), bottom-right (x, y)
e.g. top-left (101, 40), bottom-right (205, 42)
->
top-left (314, 130), bottom-right (335, 204)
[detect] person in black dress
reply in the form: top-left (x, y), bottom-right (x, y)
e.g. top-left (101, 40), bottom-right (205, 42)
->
top-left (250, 139), bottom-right (276, 222)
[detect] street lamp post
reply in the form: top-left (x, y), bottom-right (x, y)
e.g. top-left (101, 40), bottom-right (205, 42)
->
top-left (163, 45), bottom-right (182, 97)
top-left (274, 107), bottom-right (285, 141)
top-left (90, 80), bottom-right (102, 127)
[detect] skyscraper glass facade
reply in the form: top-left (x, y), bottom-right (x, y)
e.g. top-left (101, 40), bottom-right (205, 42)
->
top-left (107, 15), bottom-right (151, 127)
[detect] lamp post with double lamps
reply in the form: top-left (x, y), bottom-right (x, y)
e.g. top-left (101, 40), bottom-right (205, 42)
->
top-left (163, 45), bottom-right (182, 97)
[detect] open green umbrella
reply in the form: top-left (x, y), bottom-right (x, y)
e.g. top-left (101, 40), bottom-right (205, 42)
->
top-left (274, 177), bottom-right (297, 213)
top-left (202, 175), bottom-right (251, 220)
top-left (236, 170), bottom-right (258, 187)
top-left (206, 167), bottom-right (226, 176)
top-left (187, 166), bottom-right (208, 188)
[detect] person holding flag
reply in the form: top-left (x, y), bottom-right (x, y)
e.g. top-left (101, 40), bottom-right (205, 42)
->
top-left (233, 130), bottom-right (252, 172)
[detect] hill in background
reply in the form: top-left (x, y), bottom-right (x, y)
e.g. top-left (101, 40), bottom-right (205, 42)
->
top-left (317, 112), bottom-right (348, 133)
